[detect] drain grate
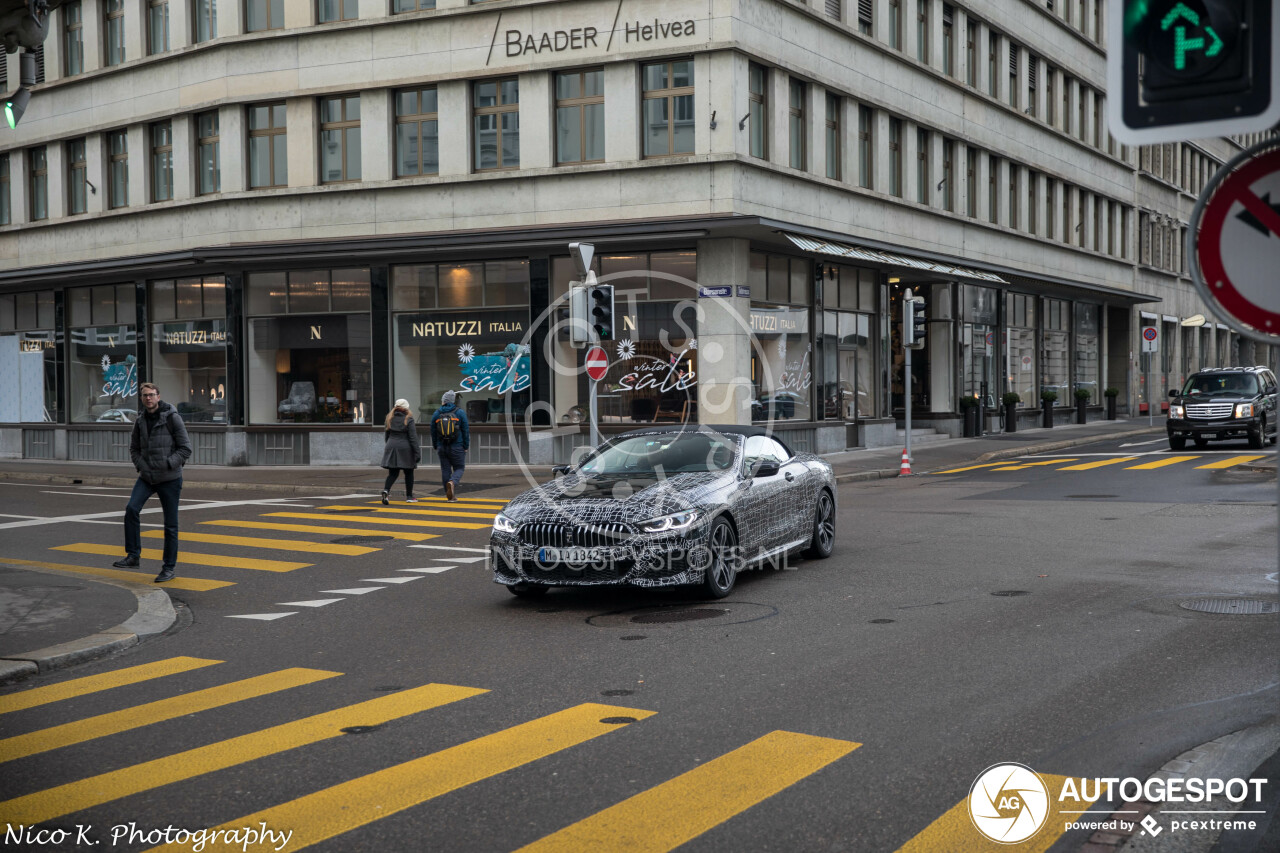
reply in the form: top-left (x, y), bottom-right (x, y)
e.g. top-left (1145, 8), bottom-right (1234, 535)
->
top-left (992, 590), bottom-right (1031, 597)
top-left (332, 535), bottom-right (394, 544)
top-left (630, 608), bottom-right (728, 624)
top-left (1179, 598), bottom-right (1278, 615)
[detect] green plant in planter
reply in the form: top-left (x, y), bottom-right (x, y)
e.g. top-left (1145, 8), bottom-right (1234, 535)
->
top-left (1040, 389), bottom-right (1059, 404)
top-left (1002, 392), bottom-right (1021, 406)
top-left (1074, 388), bottom-right (1092, 402)
top-left (958, 395), bottom-right (980, 409)
top-left (1104, 387), bottom-right (1120, 398)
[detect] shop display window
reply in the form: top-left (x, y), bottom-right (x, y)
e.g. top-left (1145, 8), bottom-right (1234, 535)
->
top-left (0, 291), bottom-right (60, 422)
top-left (749, 253), bottom-right (812, 422)
top-left (68, 284), bottom-right (137, 423)
top-left (149, 277), bottom-right (228, 423)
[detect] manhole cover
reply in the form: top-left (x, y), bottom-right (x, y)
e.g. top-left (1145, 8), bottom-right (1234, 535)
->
top-left (992, 590), bottom-right (1031, 597)
top-left (331, 535), bottom-right (394, 544)
top-left (1179, 598), bottom-right (1278, 615)
top-left (630, 608), bottom-right (728, 624)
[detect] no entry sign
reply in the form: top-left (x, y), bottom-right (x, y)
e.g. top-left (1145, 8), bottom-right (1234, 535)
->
top-left (585, 345), bottom-right (609, 381)
top-left (1192, 143), bottom-right (1280, 341)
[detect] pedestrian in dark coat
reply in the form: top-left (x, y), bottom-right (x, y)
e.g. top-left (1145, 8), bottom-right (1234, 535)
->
top-left (430, 389), bottom-right (470, 501)
top-left (381, 399), bottom-right (421, 504)
top-left (113, 382), bottom-right (192, 583)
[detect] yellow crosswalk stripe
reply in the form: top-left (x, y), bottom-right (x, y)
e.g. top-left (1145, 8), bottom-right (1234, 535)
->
top-left (143, 531), bottom-right (379, 556)
top-left (320, 504), bottom-right (495, 520)
top-left (399, 496), bottom-right (509, 504)
top-left (1197, 454), bottom-right (1267, 469)
top-left (0, 668), bottom-right (339, 761)
top-left (1055, 457), bottom-right (1140, 470)
top-left (1126, 455), bottom-right (1201, 469)
top-left (52, 544), bottom-right (311, 573)
top-left (0, 682), bottom-right (487, 825)
top-left (991, 459), bottom-right (1079, 470)
top-left (895, 774), bottom-right (1087, 853)
top-left (0, 558), bottom-right (233, 591)
top-left (264, 512), bottom-right (491, 531)
top-left (144, 703), bottom-right (655, 853)
top-left (201, 520), bottom-right (440, 542)
top-left (517, 730), bottom-right (859, 853)
top-left (371, 500), bottom-right (506, 511)
top-left (930, 463), bottom-right (1012, 474)
top-left (0, 657), bottom-right (222, 716)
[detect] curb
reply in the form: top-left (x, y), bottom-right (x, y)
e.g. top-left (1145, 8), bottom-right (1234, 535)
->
top-left (0, 563), bottom-right (178, 686)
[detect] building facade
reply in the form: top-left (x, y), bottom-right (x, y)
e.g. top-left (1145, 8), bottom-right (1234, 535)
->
top-left (0, 0), bottom-right (1274, 466)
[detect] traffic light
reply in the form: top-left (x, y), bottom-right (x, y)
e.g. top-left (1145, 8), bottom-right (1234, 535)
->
top-left (5, 52), bottom-right (37, 129)
top-left (903, 295), bottom-right (927, 349)
top-left (590, 284), bottom-right (615, 340)
top-left (1108, 0), bottom-right (1280, 143)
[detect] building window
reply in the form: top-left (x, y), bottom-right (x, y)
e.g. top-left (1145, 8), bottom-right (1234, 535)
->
top-left (1108, 202), bottom-right (1117, 255)
top-left (1120, 208), bottom-right (1128, 259)
top-left (1008, 163), bottom-right (1018, 227)
top-left (246, 0), bottom-right (284, 32)
top-left (1028, 171), bottom-right (1037, 233)
top-left (246, 269), bottom-right (372, 425)
top-left (395, 87), bottom-right (439, 177)
top-left (942, 138), bottom-right (954, 210)
top-left (107, 130), bottom-right (129, 208)
top-left (889, 0), bottom-right (901, 49)
top-left (965, 21), bottom-right (976, 86)
top-left (988, 155), bottom-right (998, 223)
top-left (67, 284), bottom-right (138, 423)
top-left (1027, 55), bottom-right (1038, 116)
top-left (0, 291), bottom-right (60, 423)
top-left (748, 63), bottom-right (768, 159)
top-left (318, 0), bottom-right (357, 22)
top-left (1046, 67), bottom-right (1056, 126)
top-left (749, 254), bottom-right (813, 423)
top-left (320, 95), bottom-right (361, 183)
top-left (642, 60), bottom-right (694, 158)
top-left (152, 122), bottom-right (174, 202)
top-left (67, 138), bottom-right (88, 215)
top-left (0, 154), bottom-right (9, 225)
top-left (888, 118), bottom-right (902, 196)
top-left (555, 69), bottom-right (604, 165)
top-left (393, 0), bottom-right (436, 9)
top-left (197, 111), bottom-right (220, 194)
top-left (825, 0), bottom-right (842, 20)
top-left (789, 79), bottom-right (806, 170)
top-left (29, 147), bottom-right (47, 221)
top-left (916, 129), bottom-right (929, 204)
top-left (987, 31), bottom-right (999, 97)
top-left (105, 0), bottom-right (125, 66)
top-left (917, 0), bottom-right (929, 62)
top-left (858, 105), bottom-right (873, 189)
top-left (858, 0), bottom-right (872, 34)
top-left (1045, 179), bottom-right (1055, 240)
top-left (1078, 86), bottom-right (1087, 141)
top-left (194, 0), bottom-right (217, 43)
top-left (148, 0), bottom-right (170, 54)
top-left (1006, 292), bottom-right (1037, 408)
top-left (1007, 43), bottom-right (1018, 108)
top-left (473, 78), bottom-right (519, 170)
top-left (249, 102), bottom-right (287, 188)
top-left (1062, 185), bottom-right (1072, 244)
top-left (1062, 75), bottom-right (1071, 135)
top-left (150, 276), bottom-right (228, 423)
top-left (942, 5), bottom-right (953, 75)
top-left (965, 147), bottom-right (976, 217)
top-left (63, 1), bottom-right (83, 76)
top-left (826, 93), bottom-right (841, 180)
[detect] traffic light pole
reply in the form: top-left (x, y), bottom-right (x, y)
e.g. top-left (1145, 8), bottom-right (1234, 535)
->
top-left (903, 291), bottom-right (914, 465)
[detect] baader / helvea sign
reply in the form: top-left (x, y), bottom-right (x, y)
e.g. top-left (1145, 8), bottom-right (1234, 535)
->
top-left (502, 17), bottom-right (696, 58)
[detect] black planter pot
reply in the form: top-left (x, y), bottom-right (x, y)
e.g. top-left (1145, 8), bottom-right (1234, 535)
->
top-left (1106, 396), bottom-right (1117, 420)
top-left (1076, 399), bottom-right (1088, 424)
top-left (1042, 403), bottom-right (1054, 428)
top-left (963, 407), bottom-right (979, 437)
top-left (1004, 403), bottom-right (1017, 433)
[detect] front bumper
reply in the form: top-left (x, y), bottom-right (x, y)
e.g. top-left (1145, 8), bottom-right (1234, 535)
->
top-left (1167, 416), bottom-right (1260, 438)
top-left (489, 526), bottom-right (713, 588)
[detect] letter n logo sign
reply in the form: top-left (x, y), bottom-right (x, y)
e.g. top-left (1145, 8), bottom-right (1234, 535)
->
top-left (310, 325), bottom-right (322, 340)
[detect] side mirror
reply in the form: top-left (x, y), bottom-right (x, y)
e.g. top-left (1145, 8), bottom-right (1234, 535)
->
top-left (1168, 390), bottom-right (1180, 398)
top-left (752, 460), bottom-right (781, 478)
top-left (551, 465), bottom-right (571, 477)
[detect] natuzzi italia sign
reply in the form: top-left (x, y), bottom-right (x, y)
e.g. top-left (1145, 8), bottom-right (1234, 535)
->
top-left (487, 0), bottom-right (703, 64)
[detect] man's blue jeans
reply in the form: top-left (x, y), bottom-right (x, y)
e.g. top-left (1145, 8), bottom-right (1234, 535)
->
top-left (124, 477), bottom-right (182, 569)
top-left (438, 444), bottom-right (467, 489)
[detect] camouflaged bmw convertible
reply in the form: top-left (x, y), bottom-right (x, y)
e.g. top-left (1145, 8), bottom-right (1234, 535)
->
top-left (489, 425), bottom-right (837, 599)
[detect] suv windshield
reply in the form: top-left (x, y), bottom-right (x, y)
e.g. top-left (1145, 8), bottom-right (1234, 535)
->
top-left (1182, 373), bottom-right (1260, 397)
top-left (580, 434), bottom-right (739, 476)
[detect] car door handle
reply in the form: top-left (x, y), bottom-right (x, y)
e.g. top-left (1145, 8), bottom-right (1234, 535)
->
top-left (784, 471), bottom-right (795, 481)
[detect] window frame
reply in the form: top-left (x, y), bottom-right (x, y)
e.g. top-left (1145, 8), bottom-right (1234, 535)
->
top-left (858, 105), bottom-right (873, 190)
top-left (245, 0), bottom-right (284, 33)
top-left (888, 117), bottom-right (902, 197)
top-left (788, 79), bottom-right (806, 171)
top-left (29, 147), bottom-right (48, 222)
top-left (63, 1), bottom-right (84, 76)
top-left (317, 0), bottom-right (358, 23)
top-left (640, 59), bottom-right (695, 159)
top-left (0, 154), bottom-right (9, 226)
top-left (193, 0), bottom-right (218, 43)
top-left (916, 128), bottom-right (929, 204)
top-left (197, 110), bottom-right (221, 195)
top-left (825, 92), bottom-right (841, 181)
top-left (151, 121), bottom-right (174, 202)
top-left (319, 94), bottom-right (362, 184)
top-left (395, 87), bottom-right (440, 177)
top-left (108, 130), bottom-right (129, 209)
top-left (148, 0), bottom-right (170, 55)
top-left (554, 69), bottom-right (605, 166)
top-left (67, 138), bottom-right (88, 215)
top-left (392, 0), bottom-right (436, 10)
top-left (248, 102), bottom-right (288, 189)
top-left (105, 0), bottom-right (125, 66)
top-left (473, 77), bottom-right (520, 171)
top-left (748, 63), bottom-right (768, 160)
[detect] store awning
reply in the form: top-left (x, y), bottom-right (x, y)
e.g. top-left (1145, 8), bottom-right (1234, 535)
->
top-left (783, 233), bottom-right (1008, 284)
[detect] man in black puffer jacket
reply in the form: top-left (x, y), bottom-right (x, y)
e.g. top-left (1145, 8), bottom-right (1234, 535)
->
top-left (113, 382), bottom-right (192, 582)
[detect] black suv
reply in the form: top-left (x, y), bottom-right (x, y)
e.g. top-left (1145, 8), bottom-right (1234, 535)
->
top-left (1167, 366), bottom-right (1279, 450)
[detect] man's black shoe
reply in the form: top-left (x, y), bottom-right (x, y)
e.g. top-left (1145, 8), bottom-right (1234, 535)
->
top-left (113, 555), bottom-right (140, 568)
top-left (154, 569), bottom-right (176, 583)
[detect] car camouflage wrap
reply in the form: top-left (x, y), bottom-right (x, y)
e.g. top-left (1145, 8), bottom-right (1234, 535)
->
top-left (489, 426), bottom-right (836, 592)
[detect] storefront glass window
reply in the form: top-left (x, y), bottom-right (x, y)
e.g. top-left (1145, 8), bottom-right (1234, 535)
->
top-left (0, 291), bottom-right (61, 422)
top-left (1074, 303), bottom-right (1100, 401)
top-left (822, 264), bottom-right (878, 421)
top-left (246, 269), bottom-right (372, 424)
top-left (750, 253), bottom-right (812, 422)
top-left (961, 285), bottom-right (998, 405)
top-left (1005, 292), bottom-right (1037, 408)
top-left (393, 261), bottom-right (531, 423)
top-left (149, 277), bottom-right (228, 423)
top-left (1042, 297), bottom-right (1071, 402)
top-left (68, 284), bottom-right (137, 423)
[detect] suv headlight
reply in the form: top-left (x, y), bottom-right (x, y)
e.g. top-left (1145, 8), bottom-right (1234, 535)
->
top-left (639, 510), bottom-right (699, 533)
top-left (1169, 404), bottom-right (1184, 418)
top-left (493, 512), bottom-right (518, 534)
top-left (1235, 403), bottom-right (1254, 418)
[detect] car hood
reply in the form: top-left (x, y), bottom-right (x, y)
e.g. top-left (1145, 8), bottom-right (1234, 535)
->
top-left (501, 470), bottom-right (736, 525)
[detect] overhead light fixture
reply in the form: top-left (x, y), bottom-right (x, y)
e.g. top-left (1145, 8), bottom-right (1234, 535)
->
top-left (888, 277), bottom-right (901, 284)
top-left (1181, 314), bottom-right (1206, 327)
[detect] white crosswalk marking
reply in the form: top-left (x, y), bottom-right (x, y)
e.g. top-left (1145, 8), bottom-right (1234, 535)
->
top-left (319, 587), bottom-right (385, 595)
top-left (226, 613), bottom-right (296, 621)
top-left (361, 577), bottom-right (421, 584)
top-left (277, 600), bottom-right (345, 608)
top-left (400, 567), bottom-right (456, 574)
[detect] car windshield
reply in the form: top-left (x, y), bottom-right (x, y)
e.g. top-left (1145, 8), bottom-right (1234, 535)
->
top-left (579, 434), bottom-right (739, 476)
top-left (1182, 374), bottom-right (1259, 397)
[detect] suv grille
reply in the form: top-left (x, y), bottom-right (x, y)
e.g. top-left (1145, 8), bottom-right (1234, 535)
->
top-left (1185, 403), bottom-right (1235, 419)
top-left (519, 522), bottom-right (634, 548)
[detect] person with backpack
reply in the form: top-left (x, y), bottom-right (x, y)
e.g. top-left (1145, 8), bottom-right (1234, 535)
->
top-left (112, 382), bottom-right (192, 583)
top-left (381, 399), bottom-right (421, 504)
top-left (431, 389), bottom-right (470, 501)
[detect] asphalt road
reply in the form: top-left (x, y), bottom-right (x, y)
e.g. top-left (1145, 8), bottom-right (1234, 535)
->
top-left (0, 440), bottom-right (1276, 853)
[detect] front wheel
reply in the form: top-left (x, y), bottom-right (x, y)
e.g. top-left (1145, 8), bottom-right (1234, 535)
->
top-left (701, 517), bottom-right (739, 599)
top-left (802, 490), bottom-right (836, 559)
top-left (1169, 435), bottom-right (1186, 451)
top-left (1249, 417), bottom-right (1266, 449)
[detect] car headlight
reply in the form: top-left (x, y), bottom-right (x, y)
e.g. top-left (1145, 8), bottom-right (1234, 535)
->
top-left (639, 510), bottom-right (699, 533)
top-left (493, 512), bottom-right (519, 534)
top-left (1235, 403), bottom-right (1254, 418)
top-left (1169, 404), bottom-right (1184, 418)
